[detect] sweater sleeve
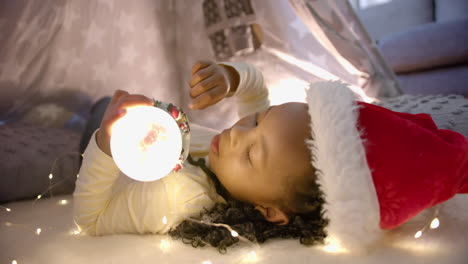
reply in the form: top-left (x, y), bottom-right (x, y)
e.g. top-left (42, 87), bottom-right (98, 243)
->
top-left (73, 130), bottom-right (222, 235)
top-left (220, 62), bottom-right (270, 118)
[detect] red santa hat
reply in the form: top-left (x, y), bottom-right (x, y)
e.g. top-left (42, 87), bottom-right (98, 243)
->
top-left (305, 81), bottom-right (468, 252)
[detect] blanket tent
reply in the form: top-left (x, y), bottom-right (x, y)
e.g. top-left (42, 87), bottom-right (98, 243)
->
top-left (1, 0), bottom-right (467, 263)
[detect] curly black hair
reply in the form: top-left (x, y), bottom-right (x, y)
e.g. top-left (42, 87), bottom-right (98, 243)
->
top-left (168, 156), bottom-right (328, 253)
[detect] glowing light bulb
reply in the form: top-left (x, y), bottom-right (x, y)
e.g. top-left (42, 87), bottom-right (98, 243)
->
top-left (37, 194), bottom-right (42, 199)
top-left (6, 207), bottom-right (11, 212)
top-left (414, 230), bottom-right (422, 239)
top-left (430, 218), bottom-right (440, 229)
top-left (322, 238), bottom-right (347, 253)
top-left (110, 106), bottom-right (183, 182)
top-left (243, 251), bottom-right (258, 262)
top-left (58, 199), bottom-right (69, 205)
top-left (231, 230), bottom-right (239, 237)
top-left (12, 260), bottom-right (17, 264)
top-left (69, 228), bottom-right (81, 235)
top-left (159, 239), bottom-right (171, 251)
top-left (36, 228), bottom-right (42, 235)
top-left (48, 173), bottom-right (53, 180)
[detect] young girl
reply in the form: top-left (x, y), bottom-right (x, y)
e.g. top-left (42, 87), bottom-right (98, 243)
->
top-left (74, 61), bottom-right (468, 253)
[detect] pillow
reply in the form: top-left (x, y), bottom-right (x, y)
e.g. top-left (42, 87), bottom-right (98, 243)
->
top-left (356, 0), bottom-right (434, 41)
top-left (435, 0), bottom-right (468, 22)
top-left (0, 122), bottom-right (81, 202)
top-left (379, 18), bottom-right (468, 74)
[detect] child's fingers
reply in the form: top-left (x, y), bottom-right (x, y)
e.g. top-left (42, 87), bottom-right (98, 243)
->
top-left (191, 60), bottom-right (214, 75)
top-left (104, 94), bottom-right (153, 125)
top-left (190, 74), bottom-right (221, 98)
top-left (110, 90), bottom-right (130, 105)
top-left (190, 86), bottom-right (225, 109)
top-left (189, 64), bottom-right (215, 88)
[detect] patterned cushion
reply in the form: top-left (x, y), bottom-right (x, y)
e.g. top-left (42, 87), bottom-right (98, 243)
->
top-left (376, 94), bottom-right (468, 138)
top-left (0, 122), bottom-right (81, 202)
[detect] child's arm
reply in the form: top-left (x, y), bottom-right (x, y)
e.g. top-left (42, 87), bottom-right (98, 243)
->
top-left (221, 61), bottom-right (270, 118)
top-left (189, 60), bottom-right (269, 118)
top-left (74, 91), bottom-right (220, 235)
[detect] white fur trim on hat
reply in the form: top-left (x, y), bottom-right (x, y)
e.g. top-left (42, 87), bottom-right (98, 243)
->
top-left (305, 81), bottom-right (382, 253)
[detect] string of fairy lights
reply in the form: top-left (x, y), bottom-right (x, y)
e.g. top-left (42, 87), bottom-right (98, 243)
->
top-left (0, 150), bottom-right (447, 264)
top-left (413, 205), bottom-right (441, 239)
top-left (1, 151), bottom-right (261, 263)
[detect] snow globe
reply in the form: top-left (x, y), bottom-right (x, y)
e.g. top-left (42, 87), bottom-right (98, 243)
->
top-left (110, 100), bottom-right (190, 182)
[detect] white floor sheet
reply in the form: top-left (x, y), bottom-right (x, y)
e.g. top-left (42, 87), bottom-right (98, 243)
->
top-left (1, 194), bottom-right (468, 264)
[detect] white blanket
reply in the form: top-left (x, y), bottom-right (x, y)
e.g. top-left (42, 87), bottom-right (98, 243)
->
top-left (1, 194), bottom-right (467, 264)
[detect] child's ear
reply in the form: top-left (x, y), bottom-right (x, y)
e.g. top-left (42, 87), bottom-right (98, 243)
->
top-left (255, 205), bottom-right (289, 225)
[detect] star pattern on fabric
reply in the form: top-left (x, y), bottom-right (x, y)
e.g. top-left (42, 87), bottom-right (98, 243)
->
top-left (97, 0), bottom-right (114, 11)
top-left (63, 7), bottom-right (80, 32)
top-left (142, 58), bottom-right (156, 77)
top-left (144, 24), bottom-right (159, 47)
top-left (307, 53), bottom-right (328, 67)
top-left (16, 20), bottom-right (28, 32)
top-left (119, 12), bottom-right (136, 35)
top-left (92, 62), bottom-right (112, 84)
top-left (69, 52), bottom-right (85, 71)
top-left (54, 49), bottom-right (71, 70)
top-left (127, 80), bottom-right (142, 93)
top-left (84, 22), bottom-right (105, 49)
top-left (120, 43), bottom-right (138, 66)
top-left (289, 17), bottom-right (309, 40)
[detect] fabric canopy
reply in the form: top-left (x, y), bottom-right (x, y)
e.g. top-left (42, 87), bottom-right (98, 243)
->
top-left (0, 0), bottom-right (401, 130)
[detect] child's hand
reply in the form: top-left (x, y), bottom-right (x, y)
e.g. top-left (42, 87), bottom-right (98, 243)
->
top-left (189, 60), bottom-right (239, 110)
top-left (96, 90), bottom-right (154, 156)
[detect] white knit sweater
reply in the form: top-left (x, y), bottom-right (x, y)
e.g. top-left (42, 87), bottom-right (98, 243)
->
top-left (73, 62), bottom-right (270, 235)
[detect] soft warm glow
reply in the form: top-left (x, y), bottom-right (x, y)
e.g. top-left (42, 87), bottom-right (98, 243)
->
top-left (414, 231), bottom-right (423, 239)
top-left (430, 218), bottom-right (440, 229)
top-left (201, 261), bottom-right (212, 264)
top-left (159, 239), bottom-right (171, 251)
top-left (323, 243), bottom-right (340, 253)
top-left (264, 47), bottom-right (376, 103)
top-left (110, 106), bottom-right (182, 182)
top-left (58, 199), bottom-right (69, 205)
top-left (12, 260), bottom-right (17, 264)
top-left (48, 173), bottom-right (53, 180)
top-left (265, 47), bottom-right (342, 81)
top-left (243, 251), bottom-right (258, 262)
top-left (77, 174), bottom-right (80, 178)
top-left (162, 216), bottom-right (168, 225)
top-left (322, 238), bottom-right (347, 253)
top-left (5, 222), bottom-right (12, 227)
top-left (69, 228), bottom-right (81, 236)
top-left (6, 207), bottom-right (11, 212)
top-left (268, 78), bottom-right (308, 105)
top-left (37, 194), bottom-right (42, 199)
top-left (36, 228), bottom-right (42, 235)
top-left (231, 230), bottom-right (239, 237)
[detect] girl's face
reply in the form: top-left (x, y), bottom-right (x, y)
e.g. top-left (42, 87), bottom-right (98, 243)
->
top-left (208, 102), bottom-right (312, 221)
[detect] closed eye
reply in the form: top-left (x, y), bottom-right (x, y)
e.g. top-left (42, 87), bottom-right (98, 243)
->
top-left (246, 112), bottom-right (259, 164)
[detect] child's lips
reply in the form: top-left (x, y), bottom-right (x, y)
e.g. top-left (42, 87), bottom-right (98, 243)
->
top-left (211, 134), bottom-right (220, 155)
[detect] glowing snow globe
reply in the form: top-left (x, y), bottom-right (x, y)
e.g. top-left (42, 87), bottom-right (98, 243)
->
top-left (110, 100), bottom-right (190, 182)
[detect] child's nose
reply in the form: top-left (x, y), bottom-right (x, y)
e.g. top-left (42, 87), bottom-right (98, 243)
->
top-left (230, 125), bottom-right (249, 148)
